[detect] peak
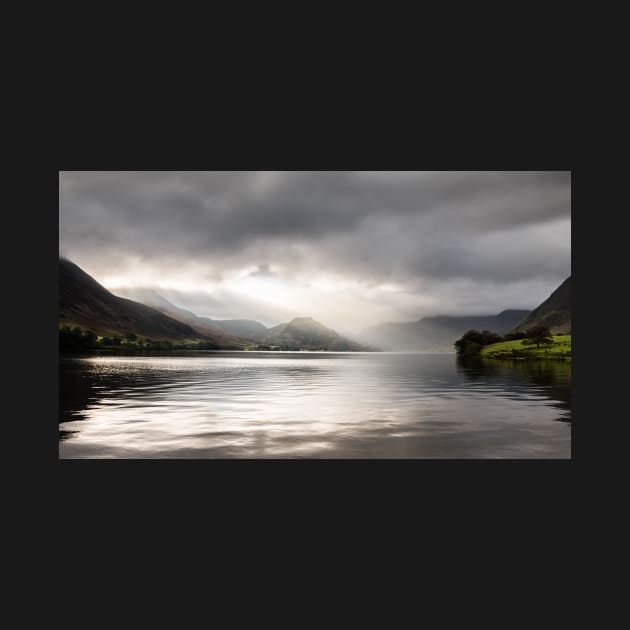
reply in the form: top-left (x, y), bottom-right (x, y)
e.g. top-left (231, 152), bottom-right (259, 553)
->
top-left (286, 317), bottom-right (330, 331)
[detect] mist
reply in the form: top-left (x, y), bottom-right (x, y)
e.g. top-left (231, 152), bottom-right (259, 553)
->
top-left (59, 171), bottom-right (571, 332)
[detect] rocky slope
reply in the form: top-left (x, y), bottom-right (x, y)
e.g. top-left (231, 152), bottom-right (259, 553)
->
top-left (513, 277), bottom-right (571, 334)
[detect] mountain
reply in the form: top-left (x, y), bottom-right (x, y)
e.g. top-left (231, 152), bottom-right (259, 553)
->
top-left (205, 318), bottom-right (268, 341)
top-left (103, 288), bottom-right (366, 350)
top-left (361, 309), bottom-right (531, 352)
top-left (116, 288), bottom-right (268, 342)
top-left (59, 258), bottom-right (241, 347)
top-left (261, 317), bottom-right (373, 351)
top-left (513, 277), bottom-right (571, 334)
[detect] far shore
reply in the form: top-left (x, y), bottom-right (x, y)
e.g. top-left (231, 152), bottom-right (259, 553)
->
top-left (59, 349), bottom-right (465, 358)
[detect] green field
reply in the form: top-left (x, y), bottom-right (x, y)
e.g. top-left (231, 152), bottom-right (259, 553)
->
top-left (481, 335), bottom-right (571, 361)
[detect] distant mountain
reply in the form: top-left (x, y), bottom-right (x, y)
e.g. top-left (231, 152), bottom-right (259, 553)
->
top-left (262, 317), bottom-right (373, 351)
top-left (362, 309), bottom-right (531, 352)
top-left (513, 277), bottom-right (571, 334)
top-left (59, 259), bottom-right (241, 347)
top-left (117, 288), bottom-right (268, 342)
top-left (206, 319), bottom-right (268, 341)
top-left (107, 288), bottom-right (368, 350)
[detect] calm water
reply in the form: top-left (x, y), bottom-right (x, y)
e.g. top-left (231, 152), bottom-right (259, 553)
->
top-left (59, 352), bottom-right (571, 459)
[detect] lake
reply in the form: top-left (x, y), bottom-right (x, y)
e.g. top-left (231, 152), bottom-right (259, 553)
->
top-left (59, 352), bottom-right (571, 459)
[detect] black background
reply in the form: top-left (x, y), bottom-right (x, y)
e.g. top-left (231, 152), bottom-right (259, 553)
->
top-left (19, 56), bottom-right (607, 614)
top-left (51, 119), bottom-right (580, 475)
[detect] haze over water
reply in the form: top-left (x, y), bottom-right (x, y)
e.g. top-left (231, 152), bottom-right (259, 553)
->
top-left (60, 352), bottom-right (571, 459)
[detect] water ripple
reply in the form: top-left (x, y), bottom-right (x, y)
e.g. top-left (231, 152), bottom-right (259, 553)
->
top-left (60, 352), bottom-right (571, 458)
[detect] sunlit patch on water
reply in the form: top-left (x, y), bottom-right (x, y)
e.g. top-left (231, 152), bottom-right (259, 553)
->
top-left (59, 352), bottom-right (571, 459)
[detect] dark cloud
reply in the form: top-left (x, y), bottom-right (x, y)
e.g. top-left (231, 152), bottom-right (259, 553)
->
top-left (60, 171), bottom-right (570, 254)
top-left (59, 171), bottom-right (571, 326)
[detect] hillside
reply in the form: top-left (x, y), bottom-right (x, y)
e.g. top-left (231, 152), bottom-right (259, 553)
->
top-left (206, 318), bottom-right (268, 341)
top-left (513, 277), bottom-right (571, 334)
top-left (362, 310), bottom-right (530, 352)
top-left (481, 335), bottom-right (571, 360)
top-left (114, 288), bottom-right (251, 345)
top-left (261, 317), bottom-right (373, 351)
top-left (59, 258), bottom-right (238, 347)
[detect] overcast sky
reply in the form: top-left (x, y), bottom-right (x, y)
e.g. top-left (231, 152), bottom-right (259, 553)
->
top-left (59, 171), bottom-right (571, 332)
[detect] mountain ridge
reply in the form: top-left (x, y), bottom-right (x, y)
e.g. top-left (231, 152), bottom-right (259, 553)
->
top-left (59, 258), bottom-right (242, 347)
top-left (59, 261), bottom-right (371, 351)
top-left (112, 287), bottom-right (252, 344)
top-left (361, 309), bottom-right (531, 352)
top-left (261, 316), bottom-right (374, 351)
top-left (513, 277), bottom-right (571, 334)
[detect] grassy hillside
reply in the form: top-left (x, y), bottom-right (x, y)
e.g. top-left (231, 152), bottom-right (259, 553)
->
top-left (481, 335), bottom-right (571, 360)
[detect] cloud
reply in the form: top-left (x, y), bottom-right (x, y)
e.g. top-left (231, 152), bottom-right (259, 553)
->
top-left (59, 171), bottom-right (571, 328)
top-left (249, 263), bottom-right (276, 278)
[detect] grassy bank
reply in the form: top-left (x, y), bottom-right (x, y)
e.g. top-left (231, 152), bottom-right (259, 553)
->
top-left (481, 335), bottom-right (571, 361)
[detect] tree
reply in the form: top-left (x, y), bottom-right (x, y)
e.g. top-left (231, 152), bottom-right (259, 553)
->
top-left (60, 328), bottom-right (80, 352)
top-left (83, 330), bottom-right (98, 346)
top-left (455, 329), bottom-right (502, 356)
top-left (502, 331), bottom-right (526, 341)
top-left (125, 331), bottom-right (137, 341)
top-left (522, 325), bottom-right (553, 348)
top-left (60, 326), bottom-right (96, 352)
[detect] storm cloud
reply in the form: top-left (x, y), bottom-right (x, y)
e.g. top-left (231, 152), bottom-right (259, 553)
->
top-left (59, 171), bottom-right (571, 330)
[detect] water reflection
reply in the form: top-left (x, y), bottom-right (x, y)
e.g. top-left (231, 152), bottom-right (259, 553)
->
top-left (59, 352), bottom-right (571, 459)
top-left (456, 357), bottom-right (571, 423)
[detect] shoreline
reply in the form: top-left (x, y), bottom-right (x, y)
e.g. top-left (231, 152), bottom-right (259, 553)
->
top-left (481, 355), bottom-right (571, 362)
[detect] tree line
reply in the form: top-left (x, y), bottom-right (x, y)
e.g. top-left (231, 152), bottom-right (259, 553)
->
top-left (59, 326), bottom-right (220, 353)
